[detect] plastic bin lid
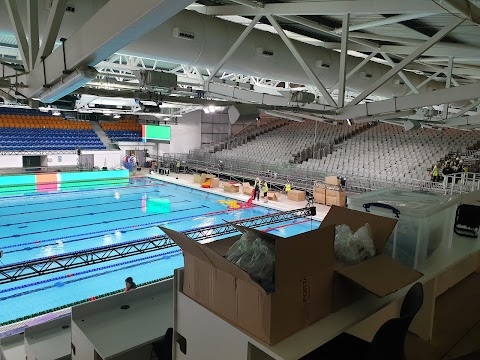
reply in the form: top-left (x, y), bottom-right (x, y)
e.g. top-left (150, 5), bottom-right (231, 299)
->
top-left (348, 188), bottom-right (457, 217)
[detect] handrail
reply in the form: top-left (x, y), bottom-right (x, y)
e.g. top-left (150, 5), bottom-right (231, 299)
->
top-left (441, 172), bottom-right (480, 195)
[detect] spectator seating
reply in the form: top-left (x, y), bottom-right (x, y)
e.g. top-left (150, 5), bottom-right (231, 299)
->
top-left (214, 120), bottom-right (367, 165)
top-left (299, 123), bottom-right (480, 183)
top-left (197, 119), bottom-right (289, 155)
top-left (0, 109), bottom-right (105, 151)
top-left (101, 119), bottom-right (142, 142)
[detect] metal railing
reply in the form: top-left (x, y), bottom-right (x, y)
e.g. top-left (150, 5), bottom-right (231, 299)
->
top-left (159, 151), bottom-right (480, 196)
top-left (441, 172), bottom-right (480, 195)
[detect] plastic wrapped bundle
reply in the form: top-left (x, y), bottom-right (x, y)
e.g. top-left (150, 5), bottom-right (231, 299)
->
top-left (226, 230), bottom-right (275, 292)
top-left (334, 223), bottom-right (376, 264)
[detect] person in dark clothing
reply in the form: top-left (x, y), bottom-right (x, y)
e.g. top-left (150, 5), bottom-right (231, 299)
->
top-left (253, 177), bottom-right (261, 201)
top-left (124, 277), bottom-right (137, 292)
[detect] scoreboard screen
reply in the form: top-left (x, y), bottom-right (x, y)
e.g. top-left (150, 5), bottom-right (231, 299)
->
top-left (142, 125), bottom-right (171, 143)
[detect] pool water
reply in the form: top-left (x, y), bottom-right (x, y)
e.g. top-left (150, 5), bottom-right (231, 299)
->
top-left (0, 177), bottom-right (319, 324)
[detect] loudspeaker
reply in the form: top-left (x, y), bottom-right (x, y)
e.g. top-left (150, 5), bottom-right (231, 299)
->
top-left (228, 104), bottom-right (260, 124)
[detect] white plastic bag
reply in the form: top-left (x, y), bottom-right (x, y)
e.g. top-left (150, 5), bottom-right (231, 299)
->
top-left (226, 231), bottom-right (275, 292)
top-left (334, 223), bottom-right (376, 264)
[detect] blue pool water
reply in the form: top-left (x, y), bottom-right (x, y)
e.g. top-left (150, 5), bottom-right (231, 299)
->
top-left (0, 177), bottom-right (319, 324)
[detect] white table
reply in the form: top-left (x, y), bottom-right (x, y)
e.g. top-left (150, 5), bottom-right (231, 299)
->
top-left (173, 231), bottom-right (480, 360)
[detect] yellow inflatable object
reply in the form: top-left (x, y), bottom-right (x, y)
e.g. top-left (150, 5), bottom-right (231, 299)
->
top-left (218, 199), bottom-right (240, 209)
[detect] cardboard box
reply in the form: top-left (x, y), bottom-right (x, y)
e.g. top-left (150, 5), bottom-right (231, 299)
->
top-left (162, 206), bottom-right (423, 345)
top-left (325, 190), bottom-right (346, 207)
top-left (267, 191), bottom-right (280, 201)
top-left (210, 178), bottom-right (220, 188)
top-left (163, 225), bottom-right (335, 345)
top-left (243, 182), bottom-right (253, 195)
top-left (288, 189), bottom-right (306, 202)
top-left (193, 174), bottom-right (201, 183)
top-left (313, 188), bottom-right (326, 204)
top-left (200, 173), bottom-right (216, 184)
top-left (325, 176), bottom-right (341, 186)
top-left (224, 183), bottom-right (240, 193)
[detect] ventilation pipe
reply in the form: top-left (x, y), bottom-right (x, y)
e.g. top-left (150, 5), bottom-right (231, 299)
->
top-left (121, 10), bottom-right (445, 99)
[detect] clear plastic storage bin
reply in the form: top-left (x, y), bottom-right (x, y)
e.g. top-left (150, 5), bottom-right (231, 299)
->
top-left (347, 188), bottom-right (458, 269)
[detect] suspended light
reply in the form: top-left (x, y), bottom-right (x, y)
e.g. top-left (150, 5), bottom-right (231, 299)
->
top-left (52, 110), bottom-right (61, 116)
top-left (203, 107), bottom-right (210, 114)
top-left (113, 114), bottom-right (121, 119)
top-left (208, 105), bottom-right (215, 113)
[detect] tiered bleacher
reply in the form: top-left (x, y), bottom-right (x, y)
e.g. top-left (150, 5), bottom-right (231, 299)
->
top-left (214, 120), bottom-right (367, 165)
top-left (196, 119), bottom-right (289, 155)
top-left (101, 118), bottom-right (142, 142)
top-left (300, 123), bottom-right (480, 182)
top-left (0, 108), bottom-right (105, 151)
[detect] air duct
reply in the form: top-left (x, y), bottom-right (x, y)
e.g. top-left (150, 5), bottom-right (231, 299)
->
top-left (228, 104), bottom-right (260, 124)
top-left (121, 10), bottom-right (445, 99)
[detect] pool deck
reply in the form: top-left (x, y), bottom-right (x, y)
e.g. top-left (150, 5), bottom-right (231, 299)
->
top-left (145, 172), bottom-right (329, 222)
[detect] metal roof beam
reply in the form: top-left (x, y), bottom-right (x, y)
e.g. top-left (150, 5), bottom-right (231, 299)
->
top-left (26, 0), bottom-right (195, 98)
top-left (339, 82), bottom-right (480, 119)
top-left (349, 18), bottom-right (464, 106)
top-left (334, 13), bottom-right (437, 33)
top-left (36, 0), bottom-right (68, 66)
top-left (27, 0), bottom-right (39, 71)
top-left (338, 14), bottom-right (350, 107)
top-left (323, 43), bottom-right (480, 59)
top-left (204, 1), bottom-right (446, 16)
top-left (278, 15), bottom-right (378, 49)
top-left (206, 15), bottom-right (261, 83)
top-left (438, 0), bottom-right (480, 25)
top-left (450, 98), bottom-right (480, 118)
top-left (4, 0), bottom-right (30, 71)
top-left (266, 15), bottom-right (337, 107)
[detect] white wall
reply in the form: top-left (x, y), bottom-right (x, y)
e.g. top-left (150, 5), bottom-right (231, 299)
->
top-left (0, 155), bottom-right (23, 168)
top-left (0, 151), bottom-right (122, 170)
top-left (47, 154), bottom-right (78, 166)
top-left (158, 110), bottom-right (201, 155)
top-left (86, 150), bottom-right (122, 169)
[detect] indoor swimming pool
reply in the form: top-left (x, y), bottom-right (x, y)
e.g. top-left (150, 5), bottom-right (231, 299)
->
top-left (0, 176), bottom-right (319, 325)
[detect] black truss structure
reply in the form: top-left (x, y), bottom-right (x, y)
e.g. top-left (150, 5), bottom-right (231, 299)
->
top-left (0, 207), bottom-right (314, 284)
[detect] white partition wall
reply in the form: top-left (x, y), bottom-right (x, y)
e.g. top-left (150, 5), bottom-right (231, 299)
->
top-left (24, 316), bottom-right (72, 360)
top-left (71, 279), bottom-right (173, 360)
top-left (158, 111), bottom-right (202, 155)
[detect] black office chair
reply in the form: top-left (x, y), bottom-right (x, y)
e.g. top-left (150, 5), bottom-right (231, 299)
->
top-left (151, 327), bottom-right (173, 359)
top-left (400, 282), bottom-right (424, 319)
top-left (301, 282), bottom-right (424, 360)
top-left (454, 204), bottom-right (480, 238)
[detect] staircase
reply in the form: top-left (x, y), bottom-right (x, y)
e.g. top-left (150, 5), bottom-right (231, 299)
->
top-left (90, 121), bottom-right (116, 150)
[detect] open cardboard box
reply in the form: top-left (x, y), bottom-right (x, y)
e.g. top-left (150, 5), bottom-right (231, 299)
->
top-left (161, 206), bottom-right (423, 345)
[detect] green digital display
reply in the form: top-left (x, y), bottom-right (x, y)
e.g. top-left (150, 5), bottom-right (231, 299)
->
top-left (142, 125), bottom-right (171, 143)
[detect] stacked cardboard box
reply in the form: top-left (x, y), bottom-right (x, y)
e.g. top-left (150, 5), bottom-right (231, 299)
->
top-left (163, 206), bottom-right (423, 345)
top-left (325, 176), bottom-right (346, 207)
top-left (200, 173), bottom-right (216, 184)
top-left (313, 184), bottom-right (326, 205)
top-left (288, 189), bottom-right (306, 201)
